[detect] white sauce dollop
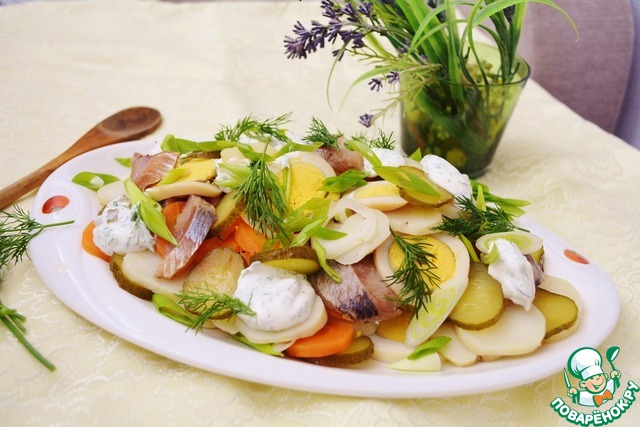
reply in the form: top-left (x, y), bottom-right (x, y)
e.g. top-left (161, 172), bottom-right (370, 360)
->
top-left (363, 148), bottom-right (406, 177)
top-left (420, 154), bottom-right (472, 200)
top-left (487, 239), bottom-right (536, 310)
top-left (233, 262), bottom-right (316, 332)
top-left (93, 195), bottom-right (155, 256)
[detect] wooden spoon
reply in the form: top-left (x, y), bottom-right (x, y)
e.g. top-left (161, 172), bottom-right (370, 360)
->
top-left (0, 107), bottom-right (162, 210)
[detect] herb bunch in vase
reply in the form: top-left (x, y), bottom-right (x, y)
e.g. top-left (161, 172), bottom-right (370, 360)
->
top-left (284, 0), bottom-right (574, 177)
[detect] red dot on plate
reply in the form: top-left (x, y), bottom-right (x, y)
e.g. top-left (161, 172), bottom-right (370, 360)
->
top-left (564, 249), bottom-right (589, 264)
top-left (42, 195), bottom-right (70, 213)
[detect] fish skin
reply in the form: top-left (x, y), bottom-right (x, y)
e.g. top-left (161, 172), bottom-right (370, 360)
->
top-left (310, 255), bottom-right (400, 322)
top-left (316, 140), bottom-right (364, 175)
top-left (155, 195), bottom-right (217, 279)
top-left (130, 151), bottom-right (180, 190)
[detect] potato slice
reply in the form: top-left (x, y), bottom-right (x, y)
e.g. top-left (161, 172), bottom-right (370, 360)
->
top-left (435, 322), bottom-right (478, 367)
top-left (370, 333), bottom-right (413, 363)
top-left (532, 288), bottom-right (579, 340)
top-left (448, 262), bottom-right (505, 330)
top-left (112, 251), bottom-right (185, 301)
top-left (455, 304), bottom-right (545, 356)
top-left (375, 310), bottom-right (413, 343)
top-left (182, 248), bottom-right (244, 319)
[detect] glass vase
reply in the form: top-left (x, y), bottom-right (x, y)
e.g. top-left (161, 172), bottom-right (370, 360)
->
top-left (400, 44), bottom-right (530, 178)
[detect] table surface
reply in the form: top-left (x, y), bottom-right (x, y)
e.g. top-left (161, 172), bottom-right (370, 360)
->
top-left (1, 1), bottom-right (639, 426)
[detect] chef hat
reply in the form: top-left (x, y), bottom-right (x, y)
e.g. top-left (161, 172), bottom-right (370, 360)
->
top-left (568, 347), bottom-right (604, 380)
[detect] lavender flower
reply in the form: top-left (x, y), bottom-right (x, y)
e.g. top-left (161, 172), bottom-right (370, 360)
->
top-left (359, 113), bottom-right (374, 128)
top-left (386, 71), bottom-right (400, 85)
top-left (368, 78), bottom-right (383, 92)
top-left (284, 0), bottom-right (374, 61)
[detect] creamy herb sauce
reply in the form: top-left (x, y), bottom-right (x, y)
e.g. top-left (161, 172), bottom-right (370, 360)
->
top-left (93, 195), bottom-right (155, 256)
top-left (420, 154), bottom-right (472, 200)
top-left (234, 262), bottom-right (315, 332)
top-left (488, 239), bottom-right (536, 310)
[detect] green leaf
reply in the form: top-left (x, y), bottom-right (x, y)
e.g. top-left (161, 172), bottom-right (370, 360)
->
top-left (71, 172), bottom-right (120, 191)
top-left (407, 336), bottom-right (451, 360)
top-left (345, 138), bottom-right (381, 167)
top-left (311, 237), bottom-right (342, 283)
top-left (374, 166), bottom-right (439, 196)
top-left (319, 170), bottom-right (368, 193)
top-left (161, 134), bottom-right (236, 153)
top-left (233, 334), bottom-right (284, 357)
top-left (124, 179), bottom-right (177, 245)
top-left (275, 141), bottom-right (322, 158)
top-left (115, 157), bottom-right (131, 167)
top-left (156, 168), bottom-right (187, 186)
top-left (152, 294), bottom-right (195, 326)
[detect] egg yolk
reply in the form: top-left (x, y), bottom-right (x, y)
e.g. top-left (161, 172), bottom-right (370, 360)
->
top-left (388, 235), bottom-right (456, 289)
top-left (287, 162), bottom-right (327, 210)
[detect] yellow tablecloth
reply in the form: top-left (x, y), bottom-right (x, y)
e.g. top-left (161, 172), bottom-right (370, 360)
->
top-left (1, 1), bottom-right (639, 425)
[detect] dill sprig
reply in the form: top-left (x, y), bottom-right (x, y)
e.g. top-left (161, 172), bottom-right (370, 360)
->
top-left (215, 114), bottom-right (292, 144)
top-left (368, 129), bottom-right (395, 150)
top-left (177, 290), bottom-right (255, 332)
top-left (302, 116), bottom-right (342, 149)
top-left (0, 206), bottom-right (74, 267)
top-left (235, 144), bottom-right (291, 243)
top-left (387, 230), bottom-right (441, 317)
top-left (434, 196), bottom-right (522, 242)
top-left (1, 206), bottom-right (74, 371)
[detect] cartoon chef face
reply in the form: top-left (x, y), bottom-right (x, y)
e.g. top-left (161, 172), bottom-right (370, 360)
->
top-left (568, 347), bottom-right (608, 394)
top-left (581, 373), bottom-right (609, 393)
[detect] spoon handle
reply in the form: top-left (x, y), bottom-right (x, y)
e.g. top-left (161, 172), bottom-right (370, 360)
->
top-left (0, 156), bottom-right (72, 211)
top-left (0, 107), bottom-right (161, 211)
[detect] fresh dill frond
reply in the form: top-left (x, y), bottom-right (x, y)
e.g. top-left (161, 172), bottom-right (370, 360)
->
top-left (0, 207), bottom-right (74, 268)
top-left (302, 116), bottom-right (341, 148)
top-left (0, 206), bottom-right (74, 371)
top-left (434, 196), bottom-right (522, 242)
top-left (368, 129), bottom-right (395, 150)
top-left (234, 145), bottom-right (291, 243)
top-left (387, 231), bottom-right (441, 317)
top-left (177, 290), bottom-right (255, 332)
top-left (214, 114), bottom-right (292, 144)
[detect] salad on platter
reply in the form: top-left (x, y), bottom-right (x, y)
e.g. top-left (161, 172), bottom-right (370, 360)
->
top-left (74, 114), bottom-right (581, 372)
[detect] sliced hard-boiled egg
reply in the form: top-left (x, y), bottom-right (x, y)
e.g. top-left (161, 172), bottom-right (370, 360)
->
top-left (374, 232), bottom-right (470, 347)
top-left (281, 152), bottom-right (336, 210)
top-left (345, 180), bottom-right (407, 211)
top-left (315, 198), bottom-right (390, 265)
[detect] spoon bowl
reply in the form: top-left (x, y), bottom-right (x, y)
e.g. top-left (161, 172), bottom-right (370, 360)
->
top-left (0, 107), bottom-right (161, 210)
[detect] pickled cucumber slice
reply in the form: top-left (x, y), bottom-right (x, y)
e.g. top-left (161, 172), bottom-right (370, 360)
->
top-left (250, 246), bottom-right (320, 275)
top-left (110, 253), bottom-right (153, 301)
top-left (303, 336), bottom-right (374, 367)
top-left (397, 166), bottom-right (453, 209)
top-left (533, 288), bottom-right (579, 340)
top-left (448, 262), bottom-right (504, 330)
top-left (210, 190), bottom-right (245, 237)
